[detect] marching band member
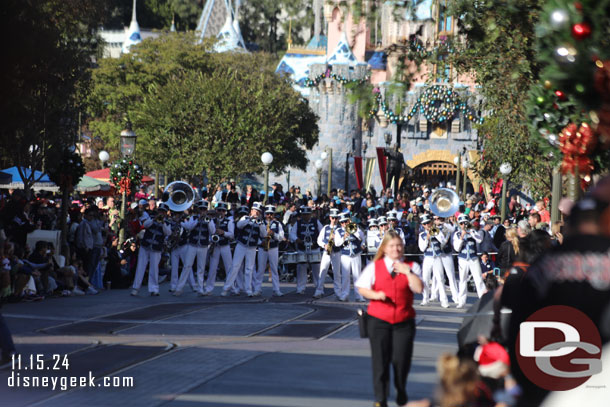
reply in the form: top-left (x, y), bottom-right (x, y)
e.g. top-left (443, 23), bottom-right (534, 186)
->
top-left (255, 205), bottom-right (284, 297)
top-left (174, 200), bottom-right (215, 296)
top-left (222, 202), bottom-right (266, 297)
top-left (335, 213), bottom-right (366, 302)
top-left (289, 206), bottom-right (322, 294)
top-left (453, 214), bottom-right (485, 308)
top-left (387, 211), bottom-right (406, 245)
top-left (313, 208), bottom-right (341, 299)
top-left (377, 216), bottom-right (389, 241)
top-left (205, 202), bottom-right (234, 295)
top-left (432, 215), bottom-right (459, 305)
top-left (131, 208), bottom-right (172, 296)
top-left (418, 213), bottom-right (449, 308)
top-left (230, 205), bottom-right (251, 295)
top-left (167, 206), bottom-right (198, 293)
top-left (366, 218), bottom-right (381, 255)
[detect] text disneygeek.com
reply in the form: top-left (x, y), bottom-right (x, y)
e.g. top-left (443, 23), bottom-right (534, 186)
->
top-left (7, 354), bottom-right (134, 391)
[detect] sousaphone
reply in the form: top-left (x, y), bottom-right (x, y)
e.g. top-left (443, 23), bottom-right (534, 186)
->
top-left (429, 188), bottom-right (460, 218)
top-left (162, 181), bottom-right (195, 212)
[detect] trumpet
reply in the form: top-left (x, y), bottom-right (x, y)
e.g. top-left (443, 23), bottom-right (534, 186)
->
top-left (429, 225), bottom-right (440, 237)
top-left (345, 222), bottom-right (358, 235)
top-left (211, 234), bottom-right (221, 243)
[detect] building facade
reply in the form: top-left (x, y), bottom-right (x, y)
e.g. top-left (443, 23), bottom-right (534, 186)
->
top-left (274, 0), bottom-right (485, 194)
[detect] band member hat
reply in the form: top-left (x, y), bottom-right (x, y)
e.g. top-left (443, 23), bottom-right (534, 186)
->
top-left (338, 213), bottom-right (350, 223)
top-left (252, 202), bottom-right (263, 212)
top-left (194, 200), bottom-right (209, 209)
top-left (420, 214), bottom-right (432, 224)
top-left (300, 206), bottom-right (312, 214)
top-left (458, 214), bottom-right (470, 224)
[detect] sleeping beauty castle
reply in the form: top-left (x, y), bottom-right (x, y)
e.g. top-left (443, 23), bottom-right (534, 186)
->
top-left (273, 0), bottom-right (486, 194)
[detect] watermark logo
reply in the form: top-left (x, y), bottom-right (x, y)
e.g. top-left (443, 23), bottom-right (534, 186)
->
top-left (516, 305), bottom-right (602, 391)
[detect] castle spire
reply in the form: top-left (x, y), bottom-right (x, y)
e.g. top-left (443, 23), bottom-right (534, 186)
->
top-left (122, 0), bottom-right (142, 54)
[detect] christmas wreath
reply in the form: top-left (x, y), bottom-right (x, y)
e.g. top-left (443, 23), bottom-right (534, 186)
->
top-left (47, 147), bottom-right (85, 191)
top-left (110, 159), bottom-right (143, 195)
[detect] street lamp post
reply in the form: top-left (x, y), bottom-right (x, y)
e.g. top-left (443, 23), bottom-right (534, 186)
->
top-left (261, 152), bottom-right (273, 204)
top-left (99, 151), bottom-right (110, 168)
top-left (461, 158), bottom-right (470, 201)
top-left (453, 154), bottom-right (461, 197)
top-left (499, 163), bottom-right (512, 222)
top-left (314, 159), bottom-right (323, 196)
top-left (551, 166), bottom-right (562, 224)
top-left (118, 123), bottom-right (137, 246)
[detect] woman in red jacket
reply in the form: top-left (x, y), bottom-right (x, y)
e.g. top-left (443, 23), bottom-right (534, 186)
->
top-left (356, 229), bottom-right (423, 407)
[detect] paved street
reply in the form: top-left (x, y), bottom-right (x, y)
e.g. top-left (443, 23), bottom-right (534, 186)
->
top-left (1, 281), bottom-right (474, 407)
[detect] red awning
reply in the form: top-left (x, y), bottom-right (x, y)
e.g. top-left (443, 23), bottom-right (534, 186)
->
top-left (85, 168), bottom-right (154, 183)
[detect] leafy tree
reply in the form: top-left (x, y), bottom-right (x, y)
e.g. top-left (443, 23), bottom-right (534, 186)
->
top-left (87, 33), bottom-right (319, 182)
top-left (240, 0), bottom-right (314, 53)
top-left (0, 0), bottom-right (105, 195)
top-left (447, 0), bottom-right (553, 196)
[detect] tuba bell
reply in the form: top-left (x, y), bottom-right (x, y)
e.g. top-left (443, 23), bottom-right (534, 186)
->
top-left (346, 222), bottom-right (358, 234)
top-left (162, 181), bottom-right (195, 212)
top-left (429, 188), bottom-right (460, 218)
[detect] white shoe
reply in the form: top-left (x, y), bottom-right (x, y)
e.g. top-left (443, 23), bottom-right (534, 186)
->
top-left (420, 300), bottom-right (429, 306)
top-left (312, 293), bottom-right (322, 299)
top-left (61, 290), bottom-right (72, 297)
top-left (273, 291), bottom-right (283, 297)
top-left (173, 290), bottom-right (183, 297)
top-left (150, 292), bottom-right (160, 297)
top-left (247, 292), bottom-right (254, 297)
top-left (441, 303), bottom-right (450, 309)
top-left (73, 287), bottom-right (85, 296)
top-left (456, 302), bottom-right (466, 309)
top-left (296, 290), bottom-right (305, 295)
top-left (253, 291), bottom-right (262, 297)
top-left (220, 290), bottom-right (229, 297)
top-left (86, 286), bottom-right (99, 295)
top-left (130, 288), bottom-right (139, 296)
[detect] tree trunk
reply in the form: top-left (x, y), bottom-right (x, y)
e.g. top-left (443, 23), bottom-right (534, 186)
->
top-left (59, 187), bottom-right (70, 258)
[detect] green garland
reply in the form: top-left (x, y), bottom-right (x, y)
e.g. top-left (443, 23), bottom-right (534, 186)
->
top-left (110, 159), bottom-right (143, 192)
top-left (304, 71), bottom-right (370, 88)
top-left (369, 85), bottom-right (484, 125)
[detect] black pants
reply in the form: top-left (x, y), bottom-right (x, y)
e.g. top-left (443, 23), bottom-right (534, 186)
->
top-left (367, 316), bottom-right (416, 407)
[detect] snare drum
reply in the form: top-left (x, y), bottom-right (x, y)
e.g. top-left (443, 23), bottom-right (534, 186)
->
top-left (296, 252), bottom-right (308, 263)
top-left (280, 252), bottom-right (298, 264)
top-left (307, 250), bottom-right (322, 263)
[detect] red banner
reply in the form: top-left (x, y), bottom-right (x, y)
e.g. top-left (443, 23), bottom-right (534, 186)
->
top-left (376, 147), bottom-right (387, 189)
top-left (354, 156), bottom-right (363, 189)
